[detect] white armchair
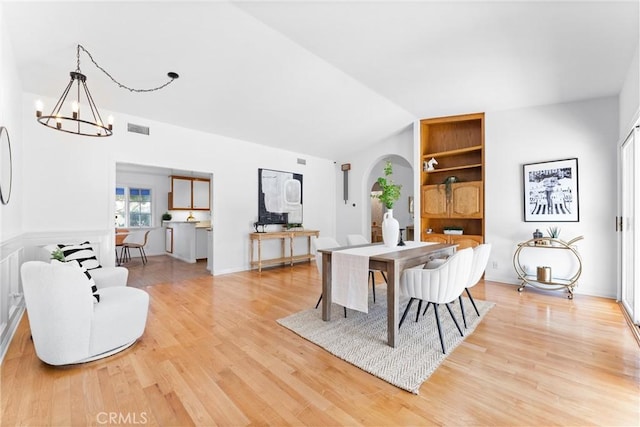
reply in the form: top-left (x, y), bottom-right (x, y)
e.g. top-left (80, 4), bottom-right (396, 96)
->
top-left (21, 261), bottom-right (149, 366)
top-left (399, 247), bottom-right (473, 354)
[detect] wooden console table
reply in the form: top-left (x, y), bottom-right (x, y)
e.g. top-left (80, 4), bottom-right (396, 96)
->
top-left (249, 230), bottom-right (320, 272)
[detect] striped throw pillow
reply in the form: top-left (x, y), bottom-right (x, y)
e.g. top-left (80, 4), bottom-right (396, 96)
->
top-left (57, 241), bottom-right (102, 270)
top-left (51, 259), bottom-right (100, 303)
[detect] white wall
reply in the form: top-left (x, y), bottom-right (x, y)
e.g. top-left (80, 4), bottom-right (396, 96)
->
top-left (619, 45), bottom-right (639, 136)
top-left (21, 93), bottom-right (336, 274)
top-left (0, 2), bottom-right (24, 243)
top-left (484, 97), bottom-right (619, 298)
top-left (334, 125), bottom-right (414, 245)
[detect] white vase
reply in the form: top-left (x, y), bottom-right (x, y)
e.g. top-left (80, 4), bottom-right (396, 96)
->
top-left (382, 209), bottom-right (400, 248)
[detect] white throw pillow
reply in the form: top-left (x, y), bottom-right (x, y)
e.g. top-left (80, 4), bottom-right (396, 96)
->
top-left (51, 259), bottom-right (100, 303)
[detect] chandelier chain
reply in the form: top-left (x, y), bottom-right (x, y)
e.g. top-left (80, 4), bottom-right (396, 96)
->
top-left (76, 44), bottom-right (177, 93)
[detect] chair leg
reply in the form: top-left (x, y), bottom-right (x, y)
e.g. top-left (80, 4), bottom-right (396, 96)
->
top-left (445, 303), bottom-right (464, 337)
top-left (381, 271), bottom-right (388, 283)
top-left (433, 304), bottom-right (446, 354)
top-left (459, 296), bottom-right (468, 329)
top-left (369, 270), bottom-right (376, 303)
top-left (399, 298), bottom-right (415, 328)
top-left (422, 301), bottom-right (432, 316)
top-left (139, 247), bottom-right (147, 265)
top-left (315, 294), bottom-right (346, 318)
top-left (415, 300), bottom-right (423, 323)
top-left (465, 288), bottom-right (480, 316)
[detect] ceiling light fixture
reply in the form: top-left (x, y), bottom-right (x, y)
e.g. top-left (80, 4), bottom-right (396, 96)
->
top-left (35, 44), bottom-right (179, 137)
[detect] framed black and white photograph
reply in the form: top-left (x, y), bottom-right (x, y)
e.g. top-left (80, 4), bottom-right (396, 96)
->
top-left (523, 158), bottom-right (579, 222)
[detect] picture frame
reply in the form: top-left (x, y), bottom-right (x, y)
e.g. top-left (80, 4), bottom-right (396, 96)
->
top-left (523, 158), bottom-right (579, 222)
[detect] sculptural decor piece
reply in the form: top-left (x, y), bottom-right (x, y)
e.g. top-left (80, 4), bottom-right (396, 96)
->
top-left (523, 158), bottom-right (579, 222)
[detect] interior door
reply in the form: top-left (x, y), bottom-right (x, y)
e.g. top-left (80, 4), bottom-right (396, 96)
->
top-left (620, 126), bottom-right (639, 324)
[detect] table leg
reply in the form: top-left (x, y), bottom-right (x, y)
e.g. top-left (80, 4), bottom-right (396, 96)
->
top-left (387, 260), bottom-right (398, 348)
top-left (258, 240), bottom-right (262, 273)
top-left (290, 236), bottom-right (294, 267)
top-left (322, 252), bottom-right (332, 321)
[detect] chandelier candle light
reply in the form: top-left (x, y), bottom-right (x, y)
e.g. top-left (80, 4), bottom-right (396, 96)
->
top-left (35, 44), bottom-right (179, 137)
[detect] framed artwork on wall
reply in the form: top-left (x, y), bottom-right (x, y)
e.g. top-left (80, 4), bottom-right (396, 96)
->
top-left (257, 168), bottom-right (303, 225)
top-left (523, 158), bottom-right (579, 222)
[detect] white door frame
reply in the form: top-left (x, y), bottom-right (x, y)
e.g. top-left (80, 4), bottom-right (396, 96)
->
top-left (619, 125), bottom-right (639, 324)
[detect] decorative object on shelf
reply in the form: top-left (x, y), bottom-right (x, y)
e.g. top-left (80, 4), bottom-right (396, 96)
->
top-left (284, 223), bottom-right (304, 231)
top-left (374, 161), bottom-right (402, 248)
top-left (547, 226), bottom-right (561, 238)
top-left (533, 228), bottom-right (543, 239)
top-left (438, 175), bottom-right (459, 202)
top-left (425, 157), bottom-right (438, 171)
top-left (537, 266), bottom-right (552, 282)
top-left (186, 211), bottom-right (196, 221)
top-left (0, 126), bottom-right (12, 205)
top-left (523, 158), bottom-right (579, 222)
top-left (443, 226), bottom-right (463, 235)
top-left (253, 221), bottom-right (266, 233)
top-left (162, 212), bottom-right (172, 221)
top-left (35, 44), bottom-right (178, 137)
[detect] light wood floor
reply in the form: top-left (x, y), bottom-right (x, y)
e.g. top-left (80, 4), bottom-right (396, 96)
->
top-left (2, 256), bottom-right (639, 426)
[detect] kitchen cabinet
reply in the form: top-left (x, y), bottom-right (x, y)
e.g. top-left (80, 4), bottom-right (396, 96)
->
top-left (423, 233), bottom-right (483, 250)
top-left (168, 175), bottom-right (210, 210)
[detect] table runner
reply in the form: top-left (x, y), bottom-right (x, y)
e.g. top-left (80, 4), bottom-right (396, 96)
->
top-left (331, 241), bottom-right (436, 313)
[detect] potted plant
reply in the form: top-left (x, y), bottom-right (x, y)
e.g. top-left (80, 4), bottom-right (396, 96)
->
top-left (373, 161), bottom-right (402, 247)
top-left (443, 226), bottom-right (464, 235)
top-left (374, 161), bottom-right (402, 210)
top-left (162, 212), bottom-right (172, 221)
top-left (547, 226), bottom-right (561, 245)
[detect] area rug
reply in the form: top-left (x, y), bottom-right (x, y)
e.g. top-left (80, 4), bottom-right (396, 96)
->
top-left (277, 288), bottom-right (494, 394)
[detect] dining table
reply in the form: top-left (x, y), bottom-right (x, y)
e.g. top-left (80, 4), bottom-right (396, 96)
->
top-left (319, 241), bottom-right (456, 348)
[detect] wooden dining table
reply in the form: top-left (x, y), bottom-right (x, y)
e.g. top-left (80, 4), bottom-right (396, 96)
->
top-left (319, 242), bottom-right (456, 348)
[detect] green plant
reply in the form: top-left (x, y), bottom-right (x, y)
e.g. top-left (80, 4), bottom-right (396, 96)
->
top-left (438, 175), bottom-right (459, 201)
top-left (162, 212), bottom-right (172, 221)
top-left (51, 248), bottom-right (65, 262)
top-left (444, 226), bottom-right (463, 231)
top-left (547, 226), bottom-right (561, 238)
top-left (373, 161), bottom-right (402, 209)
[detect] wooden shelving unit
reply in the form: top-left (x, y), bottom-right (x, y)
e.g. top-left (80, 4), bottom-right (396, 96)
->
top-left (420, 113), bottom-right (485, 249)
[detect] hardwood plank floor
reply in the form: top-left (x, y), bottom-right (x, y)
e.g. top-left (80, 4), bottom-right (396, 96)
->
top-left (2, 256), bottom-right (639, 426)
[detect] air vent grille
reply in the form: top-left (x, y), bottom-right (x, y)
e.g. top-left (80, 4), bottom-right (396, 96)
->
top-left (127, 123), bottom-right (150, 135)
top-left (297, 158), bottom-right (306, 165)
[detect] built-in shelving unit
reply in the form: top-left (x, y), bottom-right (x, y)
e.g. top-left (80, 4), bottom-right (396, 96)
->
top-left (420, 113), bottom-right (485, 249)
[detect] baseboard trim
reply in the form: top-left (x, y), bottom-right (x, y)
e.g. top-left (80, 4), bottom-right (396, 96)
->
top-left (618, 301), bottom-right (640, 348)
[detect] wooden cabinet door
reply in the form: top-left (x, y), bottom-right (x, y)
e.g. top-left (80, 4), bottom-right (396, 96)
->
top-left (450, 182), bottom-right (483, 218)
top-left (423, 233), bottom-right (449, 245)
top-left (449, 234), bottom-right (483, 249)
top-left (192, 179), bottom-right (210, 210)
top-left (171, 177), bottom-right (192, 209)
top-left (421, 185), bottom-right (447, 217)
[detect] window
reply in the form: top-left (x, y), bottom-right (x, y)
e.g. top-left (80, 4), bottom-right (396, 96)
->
top-left (115, 187), bottom-right (152, 227)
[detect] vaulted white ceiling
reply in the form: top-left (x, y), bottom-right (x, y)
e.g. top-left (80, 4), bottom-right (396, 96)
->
top-left (4, 1), bottom-right (638, 160)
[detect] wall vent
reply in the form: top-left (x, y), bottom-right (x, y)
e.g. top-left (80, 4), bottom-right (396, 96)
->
top-left (127, 123), bottom-right (150, 135)
top-left (297, 158), bottom-right (306, 165)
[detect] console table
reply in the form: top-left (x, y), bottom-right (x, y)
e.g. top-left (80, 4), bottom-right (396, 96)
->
top-left (249, 230), bottom-right (320, 272)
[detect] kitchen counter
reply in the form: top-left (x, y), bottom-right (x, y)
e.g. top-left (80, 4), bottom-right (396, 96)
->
top-left (163, 221), bottom-right (211, 263)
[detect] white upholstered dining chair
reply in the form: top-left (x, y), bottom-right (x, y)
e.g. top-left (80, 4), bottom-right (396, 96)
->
top-left (399, 247), bottom-right (473, 354)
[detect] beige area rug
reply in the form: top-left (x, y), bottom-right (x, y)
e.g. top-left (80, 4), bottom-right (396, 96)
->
top-left (277, 288), bottom-right (494, 394)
